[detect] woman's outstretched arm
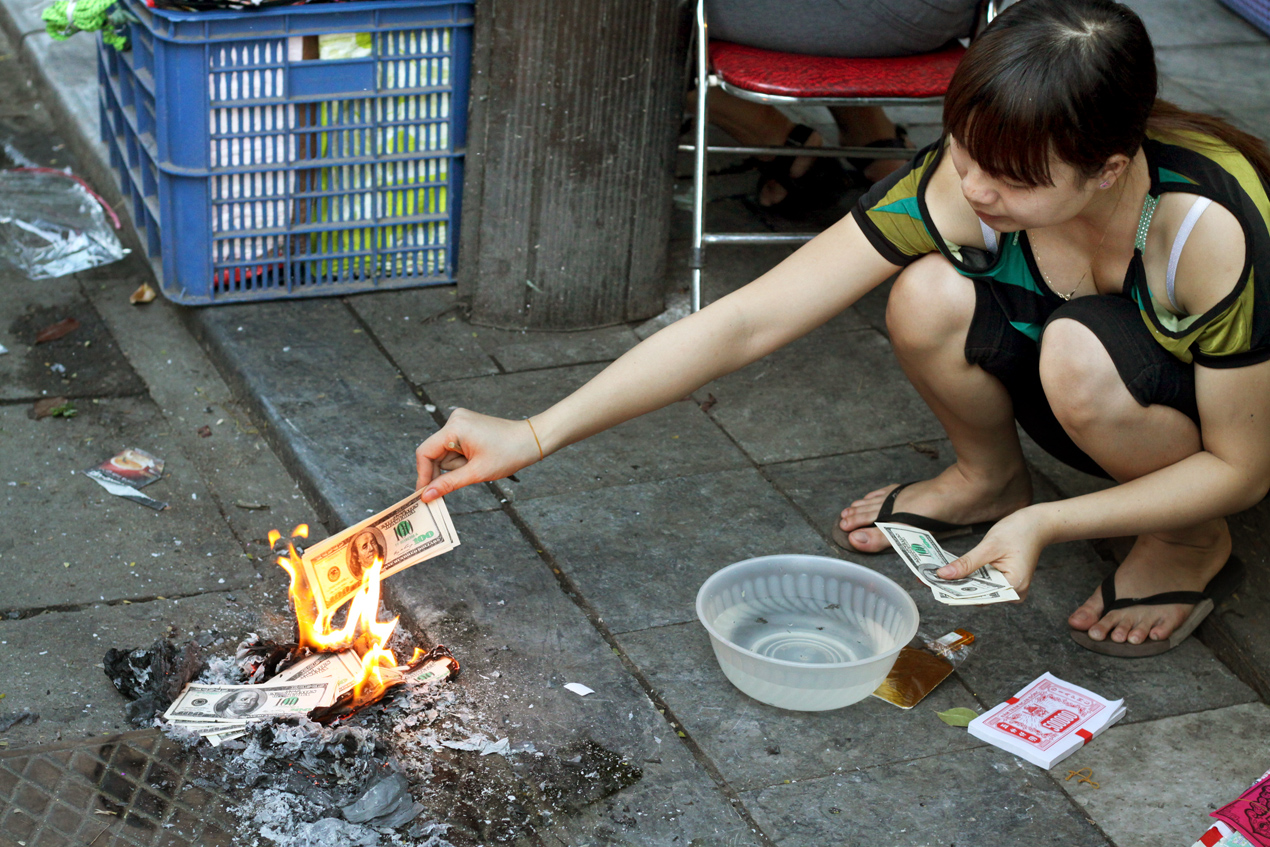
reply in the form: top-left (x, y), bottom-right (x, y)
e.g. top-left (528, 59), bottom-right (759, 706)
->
top-left (415, 213), bottom-right (901, 500)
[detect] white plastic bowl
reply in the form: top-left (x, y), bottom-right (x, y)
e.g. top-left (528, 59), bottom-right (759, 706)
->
top-left (696, 555), bottom-right (920, 711)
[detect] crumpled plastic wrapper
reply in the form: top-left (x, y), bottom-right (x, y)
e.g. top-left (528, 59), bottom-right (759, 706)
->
top-left (0, 169), bottom-right (127, 279)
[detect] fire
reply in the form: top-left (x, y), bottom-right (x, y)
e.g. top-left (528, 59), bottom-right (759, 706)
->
top-left (272, 524), bottom-right (406, 707)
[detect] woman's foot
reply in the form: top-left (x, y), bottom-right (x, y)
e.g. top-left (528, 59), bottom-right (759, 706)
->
top-left (1068, 521), bottom-right (1232, 645)
top-left (837, 464), bottom-right (1032, 553)
top-left (757, 126), bottom-right (826, 208)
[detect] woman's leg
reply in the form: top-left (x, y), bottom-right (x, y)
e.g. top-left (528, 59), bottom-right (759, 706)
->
top-left (1039, 316), bottom-right (1230, 645)
top-left (839, 254), bottom-right (1033, 551)
top-left (829, 106), bottom-right (913, 184)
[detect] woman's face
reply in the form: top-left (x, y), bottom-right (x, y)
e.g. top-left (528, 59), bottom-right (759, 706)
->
top-left (949, 136), bottom-right (1100, 232)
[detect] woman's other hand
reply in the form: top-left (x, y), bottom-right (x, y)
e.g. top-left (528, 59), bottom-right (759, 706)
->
top-left (415, 409), bottom-right (543, 502)
top-left (934, 509), bottom-right (1047, 601)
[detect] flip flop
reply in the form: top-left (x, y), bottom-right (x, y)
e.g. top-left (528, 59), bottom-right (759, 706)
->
top-left (830, 481), bottom-right (993, 552)
top-left (754, 124), bottom-right (847, 218)
top-left (1069, 555), bottom-right (1245, 657)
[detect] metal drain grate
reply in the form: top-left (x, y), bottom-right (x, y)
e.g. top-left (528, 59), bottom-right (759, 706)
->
top-left (0, 728), bottom-right (237, 847)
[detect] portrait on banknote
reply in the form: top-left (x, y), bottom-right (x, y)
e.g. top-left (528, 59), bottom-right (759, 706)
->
top-left (347, 528), bottom-right (386, 579)
top-left (214, 688), bottom-right (265, 717)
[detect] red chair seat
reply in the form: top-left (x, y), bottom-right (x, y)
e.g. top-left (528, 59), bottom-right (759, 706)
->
top-left (709, 40), bottom-right (967, 100)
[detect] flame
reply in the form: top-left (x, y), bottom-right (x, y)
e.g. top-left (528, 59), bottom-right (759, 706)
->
top-left (274, 523), bottom-right (404, 708)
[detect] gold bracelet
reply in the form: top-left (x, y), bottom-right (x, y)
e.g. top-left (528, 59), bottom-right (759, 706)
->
top-left (526, 417), bottom-right (544, 461)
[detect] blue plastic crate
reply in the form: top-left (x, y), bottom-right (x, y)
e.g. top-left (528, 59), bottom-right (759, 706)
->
top-left (1218, 0), bottom-right (1270, 37)
top-left (98, 0), bottom-right (472, 304)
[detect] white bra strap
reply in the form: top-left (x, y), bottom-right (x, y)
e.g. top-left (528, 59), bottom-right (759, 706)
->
top-left (1166, 196), bottom-right (1213, 313)
top-left (979, 219), bottom-right (998, 254)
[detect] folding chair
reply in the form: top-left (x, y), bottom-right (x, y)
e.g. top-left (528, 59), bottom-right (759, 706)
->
top-left (685, 0), bottom-right (999, 311)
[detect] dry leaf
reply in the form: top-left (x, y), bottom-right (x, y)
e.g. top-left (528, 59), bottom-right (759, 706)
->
top-left (196, 425), bottom-right (212, 438)
top-left (35, 317), bottom-right (80, 344)
top-left (130, 282), bottom-right (157, 304)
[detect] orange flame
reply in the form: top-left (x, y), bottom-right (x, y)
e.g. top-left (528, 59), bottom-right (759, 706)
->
top-left (274, 523), bottom-right (404, 708)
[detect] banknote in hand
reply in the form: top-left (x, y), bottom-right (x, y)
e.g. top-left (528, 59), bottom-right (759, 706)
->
top-left (875, 522), bottom-right (1018, 605)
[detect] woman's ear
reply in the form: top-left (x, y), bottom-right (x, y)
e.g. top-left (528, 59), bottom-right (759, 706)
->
top-left (1098, 153), bottom-right (1133, 188)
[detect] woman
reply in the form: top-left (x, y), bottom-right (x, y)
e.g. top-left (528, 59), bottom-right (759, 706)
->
top-left (416, 0), bottom-right (1270, 658)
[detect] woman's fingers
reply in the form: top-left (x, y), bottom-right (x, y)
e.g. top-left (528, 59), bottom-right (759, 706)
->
top-left (414, 409), bottom-right (542, 501)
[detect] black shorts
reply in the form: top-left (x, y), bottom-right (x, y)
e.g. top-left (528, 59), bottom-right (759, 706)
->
top-left (963, 281), bottom-right (1199, 479)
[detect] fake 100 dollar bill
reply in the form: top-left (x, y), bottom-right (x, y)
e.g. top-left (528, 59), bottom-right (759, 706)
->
top-left (300, 490), bottom-right (460, 619)
top-left (875, 522), bottom-right (1018, 605)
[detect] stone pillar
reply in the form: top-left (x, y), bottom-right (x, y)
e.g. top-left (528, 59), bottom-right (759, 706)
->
top-left (458, 0), bottom-right (688, 329)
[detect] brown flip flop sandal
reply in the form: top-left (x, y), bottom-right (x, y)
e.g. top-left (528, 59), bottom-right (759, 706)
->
top-left (830, 481), bottom-right (994, 553)
top-left (1069, 555), bottom-right (1245, 657)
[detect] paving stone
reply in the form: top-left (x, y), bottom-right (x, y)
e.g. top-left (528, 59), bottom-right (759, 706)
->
top-left (741, 746), bottom-right (1110, 847)
top-left (515, 468), bottom-right (836, 632)
top-left (0, 595), bottom-right (258, 749)
top-left (351, 289), bottom-right (640, 380)
top-left (0, 272), bottom-right (144, 402)
top-left (1, 400), bottom-right (255, 612)
top-left (1121, 0), bottom-right (1268, 47)
top-left (188, 299), bottom-right (498, 524)
top-left (425, 364), bottom-right (750, 502)
top-left (382, 510), bottom-right (762, 846)
top-left (1232, 108), bottom-right (1270, 142)
top-left (1210, 506), bottom-right (1270, 699)
top-left (619, 621), bottom-right (985, 791)
top-left (1055, 702), bottom-right (1270, 847)
top-left (1155, 44), bottom-right (1270, 117)
top-left (699, 324), bottom-right (944, 465)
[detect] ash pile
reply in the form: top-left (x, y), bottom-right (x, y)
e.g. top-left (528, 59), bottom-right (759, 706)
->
top-left (104, 630), bottom-right (642, 847)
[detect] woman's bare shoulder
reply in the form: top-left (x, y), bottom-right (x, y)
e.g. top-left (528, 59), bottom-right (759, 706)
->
top-left (1153, 191), bottom-right (1245, 316)
top-left (924, 149), bottom-right (986, 250)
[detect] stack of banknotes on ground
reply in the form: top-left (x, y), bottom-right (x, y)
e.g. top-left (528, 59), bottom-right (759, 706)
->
top-left (163, 652), bottom-right (454, 746)
top-left (968, 672), bottom-right (1125, 768)
top-left (876, 522), bottom-right (1019, 605)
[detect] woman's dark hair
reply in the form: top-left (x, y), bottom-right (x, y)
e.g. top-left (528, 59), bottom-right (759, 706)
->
top-left (944, 0), bottom-right (1270, 187)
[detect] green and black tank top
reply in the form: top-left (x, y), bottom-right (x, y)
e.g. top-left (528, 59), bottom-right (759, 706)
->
top-left (852, 130), bottom-right (1270, 368)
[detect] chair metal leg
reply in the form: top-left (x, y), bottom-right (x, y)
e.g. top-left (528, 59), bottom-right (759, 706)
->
top-left (690, 0), bottom-right (709, 313)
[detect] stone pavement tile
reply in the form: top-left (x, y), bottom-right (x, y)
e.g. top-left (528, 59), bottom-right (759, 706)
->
top-left (514, 468), bottom-right (837, 633)
top-left (0, 272), bottom-right (145, 402)
top-left (764, 444), bottom-right (967, 551)
top-left (2, 400), bottom-right (256, 611)
top-left (382, 510), bottom-right (762, 846)
top-left (346, 287), bottom-right (496, 383)
top-left (425, 364), bottom-right (749, 502)
top-left (1121, 0), bottom-right (1268, 48)
top-left (1210, 508), bottom-right (1270, 699)
top-left (699, 325), bottom-right (944, 465)
top-left (741, 746), bottom-right (1110, 847)
top-left (0, 594), bottom-right (257, 749)
top-left (618, 621), bottom-right (984, 792)
top-left (352, 286), bottom-right (643, 381)
top-left (1155, 44), bottom-right (1270, 117)
top-left (80, 259), bottom-right (321, 557)
top-left (188, 299), bottom-right (499, 523)
top-left (1055, 702), bottom-right (1270, 847)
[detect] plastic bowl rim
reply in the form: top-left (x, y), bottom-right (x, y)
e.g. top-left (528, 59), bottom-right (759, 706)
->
top-left (695, 553), bottom-right (920, 671)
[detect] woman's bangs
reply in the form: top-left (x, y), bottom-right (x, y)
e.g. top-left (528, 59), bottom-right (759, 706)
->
top-left (947, 97), bottom-right (1057, 188)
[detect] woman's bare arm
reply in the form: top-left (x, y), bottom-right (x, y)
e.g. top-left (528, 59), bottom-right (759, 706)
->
top-left (416, 213), bottom-right (901, 500)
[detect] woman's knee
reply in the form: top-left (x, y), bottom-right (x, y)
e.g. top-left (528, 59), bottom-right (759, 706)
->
top-left (886, 253), bottom-right (975, 355)
top-left (1038, 317), bottom-right (1131, 430)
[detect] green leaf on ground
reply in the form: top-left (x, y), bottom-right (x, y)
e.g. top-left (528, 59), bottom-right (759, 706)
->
top-left (936, 707), bottom-right (979, 727)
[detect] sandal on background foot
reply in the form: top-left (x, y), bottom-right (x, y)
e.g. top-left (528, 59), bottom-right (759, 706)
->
top-left (830, 481), bottom-right (995, 553)
top-left (754, 124), bottom-right (846, 218)
top-left (845, 125), bottom-right (911, 186)
top-left (1069, 555), bottom-right (1245, 658)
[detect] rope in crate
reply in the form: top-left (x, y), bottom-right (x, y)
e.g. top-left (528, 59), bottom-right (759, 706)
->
top-left (43, 0), bottom-right (132, 50)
